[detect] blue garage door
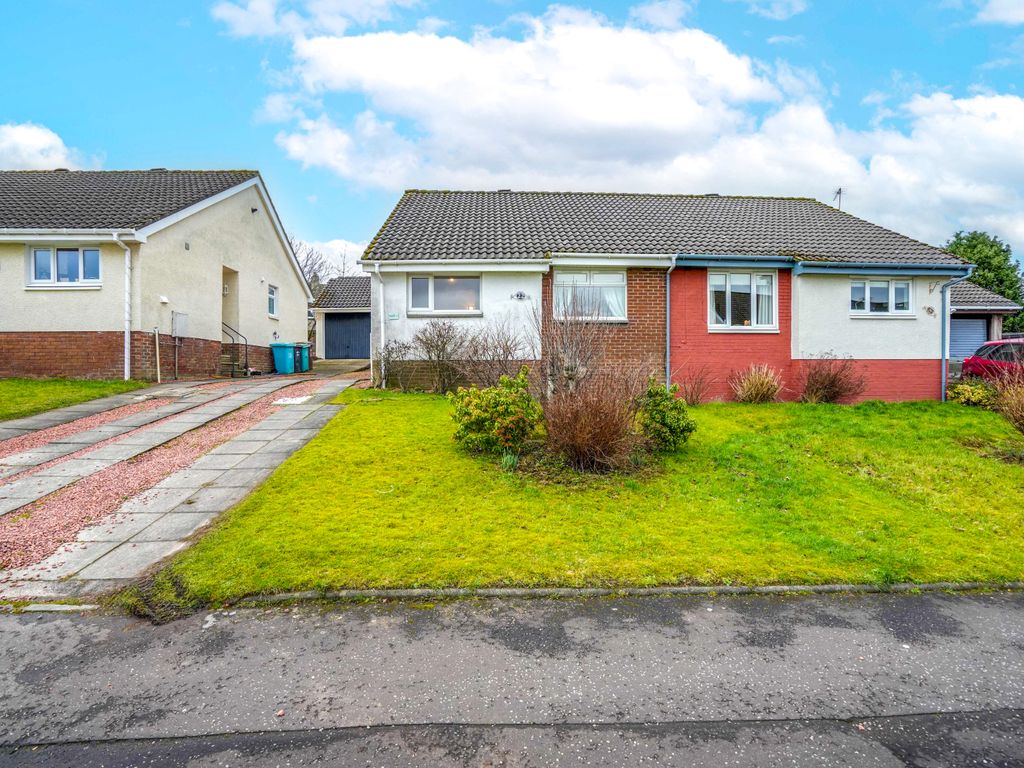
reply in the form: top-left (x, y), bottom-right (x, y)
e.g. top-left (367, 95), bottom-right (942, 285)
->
top-left (950, 318), bottom-right (988, 360)
top-left (324, 313), bottom-right (371, 359)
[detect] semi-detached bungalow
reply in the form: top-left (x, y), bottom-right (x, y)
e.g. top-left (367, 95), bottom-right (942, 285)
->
top-left (0, 170), bottom-right (312, 380)
top-left (360, 190), bottom-right (979, 401)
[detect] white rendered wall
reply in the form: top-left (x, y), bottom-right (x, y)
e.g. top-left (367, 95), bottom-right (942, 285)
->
top-left (794, 274), bottom-right (945, 360)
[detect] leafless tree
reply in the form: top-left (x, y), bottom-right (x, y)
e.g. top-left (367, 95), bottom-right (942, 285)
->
top-left (412, 319), bottom-right (466, 393)
top-left (456, 319), bottom-right (530, 388)
top-left (532, 303), bottom-right (610, 400)
top-left (289, 237), bottom-right (349, 299)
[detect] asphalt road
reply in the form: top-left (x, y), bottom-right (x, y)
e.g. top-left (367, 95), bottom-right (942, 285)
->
top-left (2, 592), bottom-right (1023, 766)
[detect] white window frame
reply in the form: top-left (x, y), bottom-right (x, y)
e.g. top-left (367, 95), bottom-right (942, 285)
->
top-left (406, 275), bottom-right (483, 316)
top-left (707, 270), bottom-right (778, 332)
top-left (849, 279), bottom-right (914, 317)
top-left (268, 284), bottom-right (279, 318)
top-left (26, 245), bottom-right (103, 288)
top-left (552, 269), bottom-right (628, 322)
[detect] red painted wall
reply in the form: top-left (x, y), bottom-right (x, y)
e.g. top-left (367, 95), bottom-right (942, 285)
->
top-left (669, 269), bottom-right (942, 402)
top-left (670, 268), bottom-right (797, 400)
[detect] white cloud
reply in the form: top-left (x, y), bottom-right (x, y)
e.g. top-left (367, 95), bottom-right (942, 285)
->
top-left (730, 0), bottom-right (809, 20)
top-left (212, 0), bottom-right (417, 37)
top-left (416, 16), bottom-right (449, 34)
top-left (0, 122), bottom-right (82, 170)
top-left (976, 0), bottom-right (1024, 24)
top-left (629, 0), bottom-right (693, 29)
top-left (241, 5), bottom-right (1024, 252)
top-left (303, 238), bottom-right (367, 274)
top-left (766, 34), bottom-right (803, 44)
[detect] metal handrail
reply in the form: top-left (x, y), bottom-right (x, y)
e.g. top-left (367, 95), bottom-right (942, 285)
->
top-left (221, 321), bottom-right (249, 375)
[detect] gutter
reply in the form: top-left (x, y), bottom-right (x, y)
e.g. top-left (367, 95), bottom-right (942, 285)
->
top-left (112, 233), bottom-right (133, 381)
top-left (940, 267), bottom-right (976, 402)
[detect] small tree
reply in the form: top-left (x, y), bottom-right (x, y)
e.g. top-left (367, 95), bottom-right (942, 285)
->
top-left (289, 237), bottom-right (354, 300)
top-left (946, 231), bottom-right (1024, 332)
top-left (533, 304), bottom-right (609, 398)
top-left (412, 319), bottom-right (465, 393)
top-left (457, 320), bottom-right (529, 389)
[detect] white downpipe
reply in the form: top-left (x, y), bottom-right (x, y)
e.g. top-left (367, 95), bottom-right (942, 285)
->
top-left (374, 261), bottom-right (385, 387)
top-left (153, 327), bottom-right (162, 384)
top-left (113, 233), bottom-right (132, 380)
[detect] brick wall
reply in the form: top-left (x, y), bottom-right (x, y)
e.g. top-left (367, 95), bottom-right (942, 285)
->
top-left (818, 359), bottom-right (942, 402)
top-left (223, 342), bottom-right (274, 375)
top-left (540, 268), bottom-right (667, 380)
top-left (130, 332), bottom-right (221, 381)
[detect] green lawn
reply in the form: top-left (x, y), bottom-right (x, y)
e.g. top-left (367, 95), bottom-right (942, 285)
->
top-left (163, 389), bottom-right (1024, 602)
top-left (0, 378), bottom-right (147, 423)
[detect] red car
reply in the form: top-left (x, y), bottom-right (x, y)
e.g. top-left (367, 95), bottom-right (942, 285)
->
top-left (961, 338), bottom-right (1024, 378)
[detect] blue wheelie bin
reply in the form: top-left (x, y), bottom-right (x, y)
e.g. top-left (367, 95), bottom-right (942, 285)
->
top-left (297, 343), bottom-right (311, 372)
top-left (271, 343), bottom-right (296, 374)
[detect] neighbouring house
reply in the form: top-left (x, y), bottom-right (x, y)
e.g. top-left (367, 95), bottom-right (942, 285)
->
top-left (948, 281), bottom-right (1022, 359)
top-left (312, 276), bottom-right (371, 360)
top-left (0, 169), bottom-right (311, 380)
top-left (360, 190), bottom-right (975, 401)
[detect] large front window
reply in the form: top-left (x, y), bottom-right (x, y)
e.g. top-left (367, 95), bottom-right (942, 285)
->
top-left (30, 247), bottom-right (101, 285)
top-left (850, 280), bottom-right (912, 314)
top-left (408, 275), bottom-right (481, 313)
top-left (709, 271), bottom-right (776, 329)
top-left (553, 270), bottom-right (626, 321)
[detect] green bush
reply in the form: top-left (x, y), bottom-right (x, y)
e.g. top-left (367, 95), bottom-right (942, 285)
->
top-left (635, 379), bottom-right (697, 452)
top-left (448, 367), bottom-right (542, 454)
top-left (947, 377), bottom-right (997, 409)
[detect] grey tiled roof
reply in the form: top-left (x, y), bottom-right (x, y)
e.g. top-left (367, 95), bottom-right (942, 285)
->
top-left (950, 281), bottom-right (1022, 311)
top-left (364, 190), bottom-right (965, 266)
top-left (0, 170), bottom-right (259, 229)
top-left (313, 276), bottom-right (371, 309)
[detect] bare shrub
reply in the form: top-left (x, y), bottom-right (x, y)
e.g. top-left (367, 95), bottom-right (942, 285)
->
top-left (799, 354), bottom-right (867, 404)
top-left (729, 364), bottom-right (783, 403)
top-left (412, 320), bottom-right (466, 393)
top-left (993, 367), bottom-right (1024, 438)
top-left (376, 339), bottom-right (414, 391)
top-left (457, 320), bottom-right (530, 388)
top-left (534, 306), bottom-right (609, 398)
top-left (674, 363), bottom-right (714, 406)
top-left (544, 369), bottom-right (648, 472)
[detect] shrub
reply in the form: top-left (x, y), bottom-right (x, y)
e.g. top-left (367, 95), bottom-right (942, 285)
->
top-left (674, 363), bottom-right (714, 406)
top-left (947, 376), bottom-right (997, 409)
top-left (635, 379), bottom-right (696, 451)
top-left (376, 339), bottom-right (414, 391)
top-left (799, 354), bottom-right (867, 404)
top-left (448, 367), bottom-right (542, 454)
top-left (534, 306), bottom-right (609, 397)
top-left (993, 367), bottom-right (1024, 437)
top-left (544, 371), bottom-right (646, 472)
top-left (412, 319), bottom-right (465, 394)
top-left (729, 364), bottom-right (783, 403)
top-left (457, 321), bottom-right (530, 389)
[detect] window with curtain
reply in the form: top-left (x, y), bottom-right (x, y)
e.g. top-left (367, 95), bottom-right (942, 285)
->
top-left (708, 272), bottom-right (776, 329)
top-left (553, 270), bottom-right (627, 321)
top-left (850, 280), bottom-right (912, 314)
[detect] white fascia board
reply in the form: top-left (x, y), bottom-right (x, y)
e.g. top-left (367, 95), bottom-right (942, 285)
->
top-left (550, 253), bottom-right (674, 269)
top-left (315, 307), bottom-right (371, 313)
top-left (952, 305), bottom-right (1022, 312)
top-left (0, 229), bottom-right (138, 243)
top-left (135, 176), bottom-right (314, 303)
top-left (368, 261), bottom-right (550, 274)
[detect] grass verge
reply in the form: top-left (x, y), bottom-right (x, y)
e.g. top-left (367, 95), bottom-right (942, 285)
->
top-left (135, 388), bottom-right (1024, 606)
top-left (0, 378), bottom-right (146, 423)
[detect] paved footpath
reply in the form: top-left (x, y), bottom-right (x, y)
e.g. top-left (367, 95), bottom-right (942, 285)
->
top-left (1, 592), bottom-right (1022, 766)
top-left (0, 378), bottom-right (351, 600)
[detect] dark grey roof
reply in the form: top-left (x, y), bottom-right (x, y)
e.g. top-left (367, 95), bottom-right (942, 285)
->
top-left (364, 190), bottom-right (965, 266)
top-left (950, 281), bottom-right (1022, 311)
top-left (313, 276), bottom-right (371, 309)
top-left (0, 169), bottom-right (259, 229)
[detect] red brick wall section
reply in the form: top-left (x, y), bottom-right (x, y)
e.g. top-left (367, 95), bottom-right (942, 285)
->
top-left (223, 343), bottom-right (274, 375)
top-left (130, 333), bottom-right (221, 381)
top-left (818, 359), bottom-right (943, 402)
top-left (670, 268), bottom-right (797, 400)
top-left (0, 332), bottom-right (126, 379)
top-left (540, 268), bottom-right (667, 380)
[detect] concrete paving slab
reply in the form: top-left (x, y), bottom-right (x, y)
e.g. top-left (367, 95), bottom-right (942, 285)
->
top-left (77, 513), bottom-right (164, 542)
top-left (242, 429), bottom-right (286, 441)
top-left (74, 540), bottom-right (187, 580)
top-left (131, 512), bottom-right (216, 542)
top-left (32, 459), bottom-right (113, 478)
top-left (0, 496), bottom-right (33, 515)
top-left (79, 443), bottom-right (146, 461)
top-left (173, 485), bottom-right (250, 513)
top-left (3, 540), bottom-right (120, 581)
top-left (255, 439), bottom-right (306, 455)
top-left (189, 453), bottom-right (246, 470)
top-left (116, 486), bottom-right (197, 516)
top-left (0, 448), bottom-right (74, 466)
top-left (0, 474), bottom-right (71, 499)
top-left (233, 453), bottom-right (290, 469)
top-left (211, 467), bottom-right (274, 488)
top-left (154, 469), bottom-right (225, 490)
top-left (209, 440), bottom-right (269, 455)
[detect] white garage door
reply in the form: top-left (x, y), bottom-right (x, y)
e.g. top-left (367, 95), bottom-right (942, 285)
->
top-left (950, 318), bottom-right (988, 360)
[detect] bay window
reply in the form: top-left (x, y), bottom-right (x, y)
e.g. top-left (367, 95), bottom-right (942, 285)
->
top-left (29, 246), bottom-right (102, 285)
top-left (553, 270), bottom-right (627, 321)
top-left (708, 271), bottom-right (776, 329)
top-left (408, 275), bottom-right (481, 314)
top-left (850, 280), bottom-right (912, 315)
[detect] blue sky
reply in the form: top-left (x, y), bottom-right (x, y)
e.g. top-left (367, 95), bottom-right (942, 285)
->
top-left (1, 0), bottom-right (1022, 268)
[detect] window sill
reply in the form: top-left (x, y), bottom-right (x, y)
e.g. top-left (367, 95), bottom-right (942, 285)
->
top-left (268, 314), bottom-right (279, 321)
top-left (25, 283), bottom-right (103, 291)
top-left (407, 311), bottom-right (483, 318)
top-left (707, 326), bottom-right (779, 334)
top-left (849, 313), bottom-right (916, 320)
